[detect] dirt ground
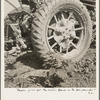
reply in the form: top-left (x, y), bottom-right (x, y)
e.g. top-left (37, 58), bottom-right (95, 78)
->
top-left (4, 40), bottom-right (96, 88)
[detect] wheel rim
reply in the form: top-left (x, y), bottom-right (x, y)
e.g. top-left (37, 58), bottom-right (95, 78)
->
top-left (46, 8), bottom-right (86, 59)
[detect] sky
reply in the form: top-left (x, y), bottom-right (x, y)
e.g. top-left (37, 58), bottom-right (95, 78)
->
top-left (4, 0), bottom-right (20, 17)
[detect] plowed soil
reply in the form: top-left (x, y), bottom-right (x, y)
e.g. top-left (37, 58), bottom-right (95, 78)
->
top-left (5, 41), bottom-right (96, 88)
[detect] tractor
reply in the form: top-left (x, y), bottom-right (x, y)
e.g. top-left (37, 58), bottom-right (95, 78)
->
top-left (4, 0), bottom-right (96, 62)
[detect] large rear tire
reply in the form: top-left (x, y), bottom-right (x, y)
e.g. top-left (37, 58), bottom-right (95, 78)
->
top-left (31, 0), bottom-right (92, 62)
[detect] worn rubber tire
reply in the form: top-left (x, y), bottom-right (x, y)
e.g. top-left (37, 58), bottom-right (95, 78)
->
top-left (31, 0), bottom-right (92, 62)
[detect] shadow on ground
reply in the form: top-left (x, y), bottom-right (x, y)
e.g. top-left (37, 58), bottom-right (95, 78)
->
top-left (17, 52), bottom-right (43, 69)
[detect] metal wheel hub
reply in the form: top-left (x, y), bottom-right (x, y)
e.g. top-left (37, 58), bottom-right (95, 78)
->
top-left (47, 10), bottom-right (84, 57)
top-left (54, 18), bottom-right (77, 48)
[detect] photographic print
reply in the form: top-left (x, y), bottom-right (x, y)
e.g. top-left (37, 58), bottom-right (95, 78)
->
top-left (1, 0), bottom-right (99, 100)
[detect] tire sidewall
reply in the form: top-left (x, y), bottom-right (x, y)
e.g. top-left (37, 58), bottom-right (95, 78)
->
top-left (41, 1), bottom-right (92, 61)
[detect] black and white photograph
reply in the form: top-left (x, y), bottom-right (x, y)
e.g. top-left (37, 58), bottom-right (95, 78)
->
top-left (1, 0), bottom-right (99, 100)
top-left (4, 0), bottom-right (97, 88)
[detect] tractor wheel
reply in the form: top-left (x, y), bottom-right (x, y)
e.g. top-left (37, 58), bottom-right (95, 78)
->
top-left (31, 0), bottom-right (92, 62)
